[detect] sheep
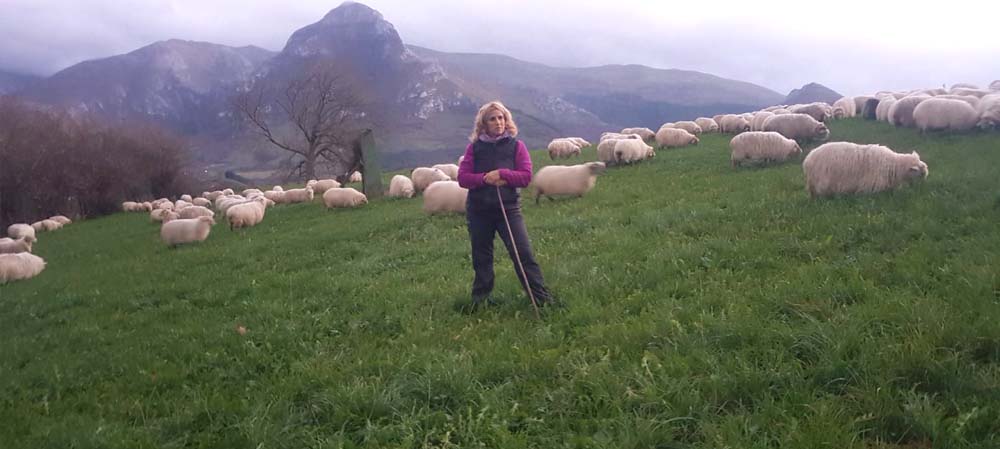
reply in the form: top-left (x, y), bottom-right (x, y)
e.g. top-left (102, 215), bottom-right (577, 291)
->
top-left (600, 132), bottom-right (641, 142)
top-left (122, 201), bottom-right (141, 212)
top-left (422, 181), bottom-right (468, 214)
top-left (566, 137), bottom-right (591, 147)
top-left (306, 179), bottom-right (342, 194)
top-left (671, 121), bottom-right (703, 135)
top-left (226, 198), bottom-right (267, 229)
top-left (241, 189), bottom-right (263, 197)
top-left (31, 219), bottom-right (62, 232)
top-left (790, 103), bottom-right (832, 122)
top-left (655, 127), bottom-right (699, 148)
top-left (597, 138), bottom-right (621, 164)
top-left (282, 187), bottom-right (315, 204)
top-left (150, 209), bottom-right (179, 223)
top-left (876, 97), bottom-right (897, 121)
top-left (694, 118), bottom-right (720, 133)
top-left (935, 95), bottom-right (980, 108)
top-left (888, 96), bottom-right (930, 128)
top-left (0, 236), bottom-right (35, 254)
top-left (751, 112), bottom-right (775, 131)
top-left (771, 108), bottom-right (791, 115)
top-left (547, 139), bottom-right (581, 159)
top-left (0, 252), bottom-right (46, 283)
top-left (620, 128), bottom-right (655, 139)
top-left (950, 88), bottom-right (991, 98)
top-left (614, 139), bottom-right (656, 163)
top-left (729, 132), bottom-right (802, 167)
top-left (851, 96), bottom-right (874, 114)
top-left (432, 164), bottom-right (460, 180)
top-left (532, 162), bottom-right (606, 204)
top-left (6, 224), bottom-right (35, 240)
top-left (951, 83), bottom-right (979, 91)
top-left (264, 190), bottom-right (285, 203)
top-left (912, 98), bottom-right (979, 132)
top-left (976, 94), bottom-right (1000, 130)
top-left (802, 142), bottom-right (928, 197)
top-left (174, 200), bottom-right (193, 210)
top-left (762, 113), bottom-right (830, 141)
top-left (833, 97), bottom-right (856, 118)
top-left (719, 115), bottom-right (751, 133)
top-left (48, 215), bottom-right (72, 225)
top-left (322, 187), bottom-right (368, 208)
top-left (388, 175), bottom-right (415, 198)
top-left (180, 194), bottom-right (193, 202)
top-left (350, 171), bottom-right (363, 183)
top-left (204, 191), bottom-right (223, 201)
top-left (411, 167), bottom-right (451, 192)
top-left (272, 185), bottom-right (284, 192)
top-left (178, 205), bottom-right (215, 219)
top-left (160, 216), bottom-right (216, 246)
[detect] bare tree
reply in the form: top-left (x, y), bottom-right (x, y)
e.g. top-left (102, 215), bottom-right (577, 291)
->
top-left (233, 61), bottom-right (367, 181)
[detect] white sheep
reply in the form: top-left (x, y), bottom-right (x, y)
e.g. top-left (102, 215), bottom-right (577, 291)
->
top-left (221, 188), bottom-right (235, 195)
top-left (614, 139), bottom-right (656, 163)
top-left (31, 219), bottom-right (62, 232)
top-left (597, 139), bottom-right (621, 164)
top-left (350, 171), bottom-right (363, 183)
top-left (547, 139), bottom-right (582, 159)
top-left (790, 103), bottom-right (832, 122)
top-left (730, 132), bottom-right (802, 167)
top-left (264, 190), bottom-right (285, 203)
top-left (322, 187), bottom-right (368, 208)
top-left (161, 216), bottom-right (216, 246)
top-left (178, 205), bottom-right (215, 219)
top-left (432, 164), bottom-right (460, 180)
top-left (306, 179), bottom-right (341, 194)
top-left (566, 137), bottom-right (591, 147)
top-left (411, 167), bottom-right (451, 192)
top-left (672, 121), bottom-right (703, 135)
top-left (192, 197), bottom-right (212, 207)
top-left (180, 194), bottom-right (193, 202)
top-left (0, 236), bottom-right (35, 254)
top-left (422, 181), bottom-right (468, 214)
top-left (48, 215), bottom-right (72, 225)
top-left (751, 112), bottom-right (775, 131)
top-left (6, 224), bottom-right (35, 240)
top-left (226, 198), bottom-right (267, 229)
top-left (762, 114), bottom-right (830, 141)
top-left (803, 142), bottom-right (928, 197)
top-left (888, 96), bottom-right (930, 128)
top-left (655, 127), bottom-right (699, 148)
top-left (934, 94), bottom-right (980, 108)
top-left (833, 97), bottom-right (856, 118)
top-left (719, 115), bottom-right (751, 133)
top-left (388, 175), bottom-right (415, 198)
top-left (694, 118), bottom-right (720, 133)
top-left (150, 209), bottom-right (179, 223)
top-left (912, 98), bottom-right (979, 132)
top-left (0, 252), bottom-right (46, 283)
top-left (599, 132), bottom-right (641, 142)
top-left (950, 88), bottom-right (991, 98)
top-left (532, 162), bottom-right (606, 204)
top-left (272, 185), bottom-right (284, 192)
top-left (620, 128), bottom-right (655, 140)
top-left (976, 94), bottom-right (1000, 130)
top-left (282, 187), bottom-right (315, 204)
top-left (122, 201), bottom-right (141, 212)
top-left (876, 97), bottom-right (897, 122)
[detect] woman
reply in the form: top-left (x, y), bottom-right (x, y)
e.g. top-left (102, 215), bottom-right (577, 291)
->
top-left (456, 101), bottom-right (555, 309)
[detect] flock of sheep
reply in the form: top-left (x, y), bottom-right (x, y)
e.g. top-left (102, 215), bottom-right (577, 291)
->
top-left (2, 81), bottom-right (997, 285)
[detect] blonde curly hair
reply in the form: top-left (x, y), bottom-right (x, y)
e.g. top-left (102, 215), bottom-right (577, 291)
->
top-left (469, 101), bottom-right (518, 142)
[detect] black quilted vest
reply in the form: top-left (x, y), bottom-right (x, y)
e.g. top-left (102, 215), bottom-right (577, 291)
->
top-left (468, 137), bottom-right (520, 211)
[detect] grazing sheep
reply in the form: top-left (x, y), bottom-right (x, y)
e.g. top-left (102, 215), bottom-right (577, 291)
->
top-left (306, 179), bottom-right (342, 194)
top-left (178, 205), bottom-right (215, 219)
top-left (532, 162), bottom-right (606, 204)
top-left (350, 171), bottom-right (363, 183)
top-left (432, 163), bottom-right (460, 180)
top-left (192, 197), bottom-right (212, 207)
top-left (876, 97), bottom-right (897, 121)
top-left (566, 137), bottom-right (591, 147)
top-left (222, 188), bottom-right (234, 195)
top-left (790, 103), bottom-right (832, 122)
top-left (161, 216), bottom-right (216, 246)
top-left (694, 118), bottom-right (720, 133)
top-left (411, 167), bottom-right (451, 192)
top-left (620, 127), bottom-right (655, 140)
top-left (422, 181), bottom-right (468, 214)
top-left (833, 97), bottom-right (856, 118)
top-left (672, 121), bottom-right (703, 135)
top-left (655, 127), bottom-right (699, 148)
top-left (547, 139), bottom-right (581, 159)
top-left (31, 219), bottom-right (62, 232)
top-left (282, 187), bottom-right (315, 204)
top-left (150, 209), bottom-right (179, 223)
top-left (122, 201), bottom-right (141, 212)
top-left (263, 190), bottom-right (285, 203)
top-left (48, 215), bottom-right (72, 225)
top-left (0, 236), bottom-right (35, 254)
top-left (0, 252), bottom-right (46, 283)
top-left (600, 132), bottom-right (641, 142)
top-left (180, 194), bottom-right (193, 202)
top-left (241, 189), bottom-right (262, 197)
top-left (388, 175), bottom-right (415, 198)
top-left (913, 98), bottom-right (979, 132)
top-left (889, 96), bottom-right (930, 128)
top-left (751, 112), bottom-right (775, 131)
top-left (614, 139), bottom-right (657, 163)
top-left (719, 115), bottom-right (751, 133)
top-left (976, 94), bottom-right (1000, 130)
top-left (935, 94), bottom-right (980, 108)
top-left (323, 187), bottom-right (368, 208)
top-left (272, 186), bottom-right (284, 192)
top-left (762, 113), bottom-right (830, 141)
top-left (174, 200), bottom-right (193, 211)
top-left (729, 132), bottom-right (802, 167)
top-left (226, 198), bottom-right (267, 229)
top-left (597, 139), bottom-right (621, 164)
top-left (6, 224), bottom-right (35, 240)
top-left (851, 96), bottom-right (874, 114)
top-left (803, 142), bottom-right (928, 197)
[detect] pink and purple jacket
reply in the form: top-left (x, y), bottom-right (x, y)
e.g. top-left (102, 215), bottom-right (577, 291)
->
top-left (456, 140), bottom-right (533, 189)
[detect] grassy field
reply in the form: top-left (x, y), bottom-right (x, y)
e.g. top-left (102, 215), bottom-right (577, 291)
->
top-left (2, 119), bottom-right (999, 448)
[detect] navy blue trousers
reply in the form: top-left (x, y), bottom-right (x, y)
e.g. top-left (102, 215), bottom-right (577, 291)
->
top-left (466, 204), bottom-right (551, 303)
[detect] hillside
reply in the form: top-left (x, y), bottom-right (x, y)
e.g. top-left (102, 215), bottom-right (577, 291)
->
top-left (2, 120), bottom-right (1000, 447)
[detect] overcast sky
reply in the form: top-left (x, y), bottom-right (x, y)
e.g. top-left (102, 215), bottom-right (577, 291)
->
top-left (3, 0), bottom-right (999, 96)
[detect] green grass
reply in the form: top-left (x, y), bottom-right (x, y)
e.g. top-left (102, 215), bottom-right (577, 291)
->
top-left (2, 119), bottom-right (1000, 448)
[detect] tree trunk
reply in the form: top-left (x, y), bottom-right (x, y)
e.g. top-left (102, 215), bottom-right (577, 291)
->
top-left (304, 155), bottom-right (317, 181)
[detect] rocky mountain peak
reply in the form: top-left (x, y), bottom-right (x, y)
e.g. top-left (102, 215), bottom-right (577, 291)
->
top-left (784, 82), bottom-right (842, 105)
top-left (282, 1), bottom-right (404, 60)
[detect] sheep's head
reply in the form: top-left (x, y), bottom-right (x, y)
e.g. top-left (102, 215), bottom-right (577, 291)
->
top-left (791, 142), bottom-right (803, 156)
top-left (690, 137), bottom-right (700, 145)
top-left (586, 162), bottom-right (607, 175)
top-left (815, 124), bottom-right (830, 140)
top-left (199, 216), bottom-right (217, 226)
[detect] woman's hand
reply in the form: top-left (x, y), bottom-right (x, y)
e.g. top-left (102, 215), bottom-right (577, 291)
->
top-left (483, 170), bottom-right (507, 186)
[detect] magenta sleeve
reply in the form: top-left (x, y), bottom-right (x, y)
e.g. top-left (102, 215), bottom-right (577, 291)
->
top-left (498, 141), bottom-right (533, 188)
top-left (456, 143), bottom-right (486, 189)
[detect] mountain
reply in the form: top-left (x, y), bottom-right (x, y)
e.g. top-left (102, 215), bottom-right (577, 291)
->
top-left (20, 40), bottom-right (275, 138)
top-left (0, 71), bottom-right (40, 95)
top-left (783, 82), bottom-right (842, 105)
